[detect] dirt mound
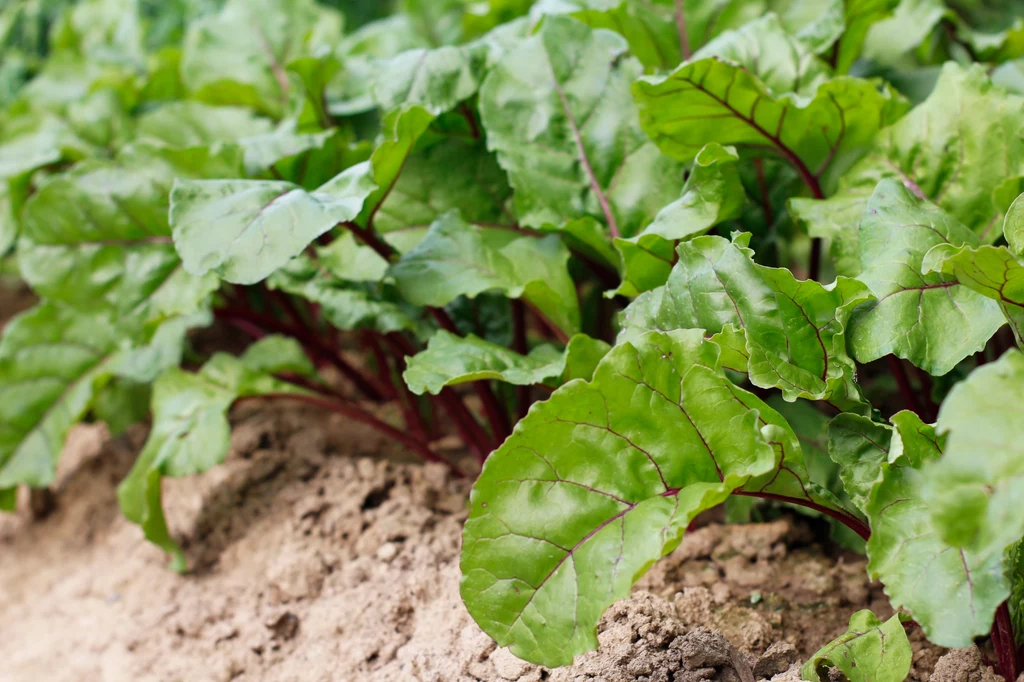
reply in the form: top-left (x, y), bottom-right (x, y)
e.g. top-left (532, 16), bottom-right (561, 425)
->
top-left (0, 403), bottom-right (945, 681)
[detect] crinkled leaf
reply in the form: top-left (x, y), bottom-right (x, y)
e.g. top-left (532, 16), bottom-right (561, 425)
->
top-left (404, 330), bottom-right (610, 395)
top-left (614, 143), bottom-right (745, 297)
top-left (849, 180), bottom-right (1005, 375)
top-left (862, 0), bottom-right (946, 64)
top-left (357, 106), bottom-right (435, 226)
top-left (922, 243), bottom-right (1024, 345)
top-left (634, 52), bottom-right (908, 188)
top-left (116, 336), bottom-right (309, 571)
top-left (802, 610), bottom-right (911, 682)
top-left (461, 329), bottom-right (780, 666)
top-left (170, 161), bottom-right (377, 285)
top-left (622, 233), bottom-right (872, 409)
top-left (828, 413), bottom-right (892, 513)
top-left (923, 351), bottom-right (1024, 564)
top-left (389, 211), bottom-right (582, 336)
top-left (866, 410), bottom-right (1008, 647)
top-left (479, 16), bottom-right (685, 236)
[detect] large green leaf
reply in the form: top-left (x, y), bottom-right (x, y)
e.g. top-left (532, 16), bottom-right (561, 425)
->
top-left (614, 143), bottom-right (745, 297)
top-left (478, 16), bottom-right (684, 237)
top-left (622, 233), bottom-right (871, 409)
top-left (180, 0), bottom-right (342, 117)
top-left (388, 211), bottom-right (582, 336)
top-left (923, 351), bottom-right (1024, 564)
top-left (18, 146), bottom-right (229, 319)
top-left (792, 64), bottom-right (1024, 270)
top-left (403, 330), bottom-right (610, 395)
top-left (1003, 191), bottom-right (1024, 257)
top-left (117, 336), bottom-right (310, 571)
top-left (865, 410), bottom-right (1008, 647)
top-left (170, 161), bottom-right (377, 285)
top-left (373, 138), bottom-right (515, 251)
top-left (634, 49), bottom-right (907, 189)
top-left (802, 610), bottom-right (911, 682)
top-left (135, 101), bottom-right (273, 150)
top-left (862, 0), bottom-right (946, 64)
top-left (849, 180), bottom-right (1005, 375)
top-left (0, 301), bottom-right (202, 498)
top-left (357, 106), bottom-right (435, 226)
top-left (461, 330), bottom-right (783, 666)
top-left (923, 243), bottom-right (1024, 345)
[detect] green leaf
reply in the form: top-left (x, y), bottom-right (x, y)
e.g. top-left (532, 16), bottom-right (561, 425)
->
top-left (849, 180), bottom-right (1005, 375)
top-left (923, 351), bottom-right (1024, 563)
top-left (373, 138), bottom-right (515, 249)
top-left (866, 410), bottom-right (1008, 647)
top-left (170, 161), bottom-right (377, 285)
top-left (478, 16), bottom-right (685, 236)
top-left (388, 211), bottom-right (582, 336)
top-left (802, 610), bottom-right (911, 682)
top-left (403, 330), bottom-right (610, 395)
top-left (692, 14), bottom-right (831, 96)
top-left (922, 243), bottom-right (1024, 345)
top-left (357, 106), bottom-right (435, 225)
top-left (135, 101), bottom-right (273, 149)
top-left (461, 329), bottom-right (781, 666)
top-left (622, 233), bottom-right (872, 409)
top-left (862, 0), bottom-right (947, 64)
top-left (268, 256), bottom-right (427, 336)
top-left (180, 0), bottom-right (341, 117)
top-left (1004, 191), bottom-right (1024, 257)
top-left (117, 336), bottom-right (310, 571)
top-left (797, 64), bottom-right (1024, 265)
top-left (1010, 541), bottom-right (1024, 649)
top-left (634, 51), bottom-right (908, 188)
top-left (18, 147), bottom-right (230, 319)
top-left (828, 413), bottom-right (892, 513)
top-left (614, 143), bottom-right (745, 297)
top-left (0, 303), bottom-right (122, 490)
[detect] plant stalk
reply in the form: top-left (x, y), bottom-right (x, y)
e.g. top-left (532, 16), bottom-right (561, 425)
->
top-left (512, 300), bottom-right (531, 421)
top-left (887, 356), bottom-right (923, 417)
top-left (993, 602), bottom-right (1020, 682)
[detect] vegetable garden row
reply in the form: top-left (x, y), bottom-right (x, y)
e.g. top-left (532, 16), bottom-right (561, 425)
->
top-left (2, 0), bottom-right (1024, 680)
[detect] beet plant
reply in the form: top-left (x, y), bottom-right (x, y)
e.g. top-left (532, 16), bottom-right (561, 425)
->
top-left (2, 0), bottom-right (1024, 679)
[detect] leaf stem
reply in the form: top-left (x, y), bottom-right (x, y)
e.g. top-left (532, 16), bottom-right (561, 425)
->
top-left (887, 356), bottom-right (923, 417)
top-left (674, 0), bottom-right (692, 60)
top-left (215, 306), bottom-right (391, 402)
top-left (809, 237), bottom-right (823, 282)
top-left (459, 102), bottom-right (481, 139)
top-left (993, 602), bottom-right (1020, 682)
top-left (523, 300), bottom-right (570, 345)
top-left (731, 491), bottom-right (871, 541)
top-left (512, 300), bottom-right (531, 421)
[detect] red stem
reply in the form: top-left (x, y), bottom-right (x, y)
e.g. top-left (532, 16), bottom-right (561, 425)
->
top-left (674, 0), bottom-right (692, 59)
top-left (731, 491), bottom-right (871, 541)
top-left (913, 366), bottom-right (938, 423)
top-left (459, 102), bottom-right (481, 140)
top-left (215, 307), bottom-right (391, 402)
top-left (993, 602), bottom-right (1020, 682)
top-left (386, 333), bottom-right (495, 463)
top-left (512, 301), bottom-right (531, 421)
top-left (235, 393), bottom-right (464, 477)
top-left (809, 237), bottom-right (823, 282)
top-left (887, 356), bottom-right (923, 417)
top-left (523, 300), bottom-right (570, 345)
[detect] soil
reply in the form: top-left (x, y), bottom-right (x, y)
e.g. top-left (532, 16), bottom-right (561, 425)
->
top-left (0, 289), bottom-right (1004, 682)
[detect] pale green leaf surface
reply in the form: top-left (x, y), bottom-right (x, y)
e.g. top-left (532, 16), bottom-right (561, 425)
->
top-left (135, 101), bottom-right (273, 150)
top-left (924, 351), bottom-right (1024, 563)
top-left (479, 16), bottom-right (685, 235)
top-left (1005, 191), bottom-right (1024, 257)
top-left (866, 411), bottom-right (1008, 647)
top-left (828, 413), bottom-right (891, 513)
top-left (849, 180), bottom-right (1005, 375)
top-left (802, 610), bottom-right (911, 682)
top-left (389, 212), bottom-right (581, 336)
top-left (614, 143), bottom-right (745, 297)
top-left (923, 243), bottom-right (1024, 345)
top-left (170, 161), bottom-right (376, 285)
